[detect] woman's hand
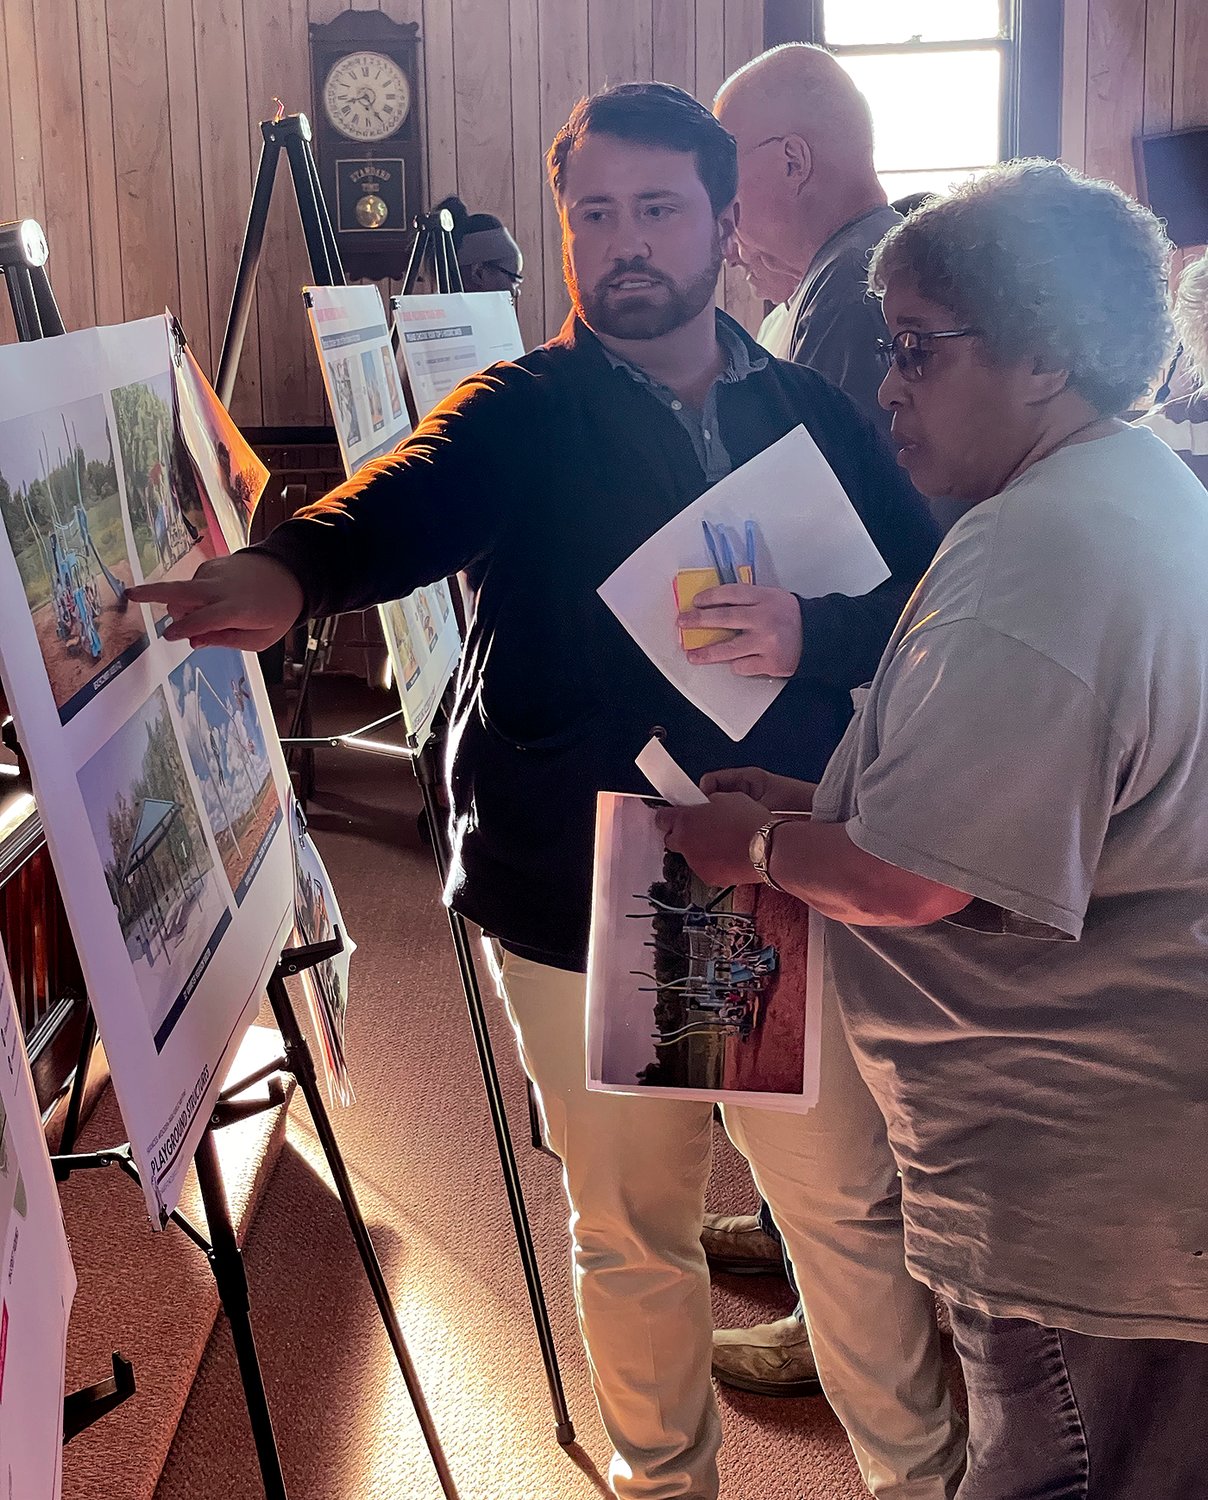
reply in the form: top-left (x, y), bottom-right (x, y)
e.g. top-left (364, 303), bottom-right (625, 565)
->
top-left (127, 552), bottom-right (304, 649)
top-left (655, 792), bottom-right (769, 889)
top-left (700, 766), bottom-right (816, 812)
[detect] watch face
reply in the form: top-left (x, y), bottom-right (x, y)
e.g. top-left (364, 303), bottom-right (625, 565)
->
top-left (323, 51), bottom-right (411, 141)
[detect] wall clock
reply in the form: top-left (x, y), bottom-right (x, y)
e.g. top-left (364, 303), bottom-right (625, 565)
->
top-left (309, 11), bottom-right (424, 280)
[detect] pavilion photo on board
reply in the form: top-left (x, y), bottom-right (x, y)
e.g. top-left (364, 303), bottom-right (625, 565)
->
top-left (0, 394), bottom-right (148, 723)
top-left (78, 686), bottom-right (231, 1052)
top-left (168, 646), bottom-right (283, 905)
top-left (111, 371), bottom-right (210, 635)
top-left (588, 793), bottom-right (811, 1105)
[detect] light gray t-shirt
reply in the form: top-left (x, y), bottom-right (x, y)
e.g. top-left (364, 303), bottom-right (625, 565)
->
top-left (812, 423), bottom-right (1208, 1340)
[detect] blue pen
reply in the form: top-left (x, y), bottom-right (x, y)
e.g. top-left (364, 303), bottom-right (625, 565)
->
top-left (718, 529), bottom-right (740, 585)
top-left (701, 519), bottom-right (729, 582)
top-left (744, 520), bottom-right (757, 585)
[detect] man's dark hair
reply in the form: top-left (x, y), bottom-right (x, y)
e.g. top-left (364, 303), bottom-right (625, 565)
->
top-left (547, 82), bottom-right (738, 216)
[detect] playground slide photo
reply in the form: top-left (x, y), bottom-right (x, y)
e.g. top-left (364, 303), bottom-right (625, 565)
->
top-left (111, 371), bottom-right (212, 636)
top-left (0, 394), bottom-right (149, 725)
top-left (586, 792), bottom-right (819, 1110)
top-left (77, 686), bottom-right (232, 1054)
top-left (168, 647), bottom-right (284, 907)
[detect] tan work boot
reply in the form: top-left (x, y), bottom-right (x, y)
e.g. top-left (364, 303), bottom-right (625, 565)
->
top-left (700, 1212), bottom-right (785, 1275)
top-left (711, 1314), bottom-right (824, 1398)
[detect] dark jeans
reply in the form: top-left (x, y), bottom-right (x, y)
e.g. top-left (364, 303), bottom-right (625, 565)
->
top-left (757, 1196), bottom-right (802, 1310)
top-left (947, 1300), bottom-right (1208, 1499)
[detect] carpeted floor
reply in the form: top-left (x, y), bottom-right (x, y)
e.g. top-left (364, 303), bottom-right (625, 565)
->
top-left (154, 680), bottom-right (867, 1500)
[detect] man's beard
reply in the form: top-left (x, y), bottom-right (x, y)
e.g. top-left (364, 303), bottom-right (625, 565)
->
top-left (566, 236), bottom-right (724, 341)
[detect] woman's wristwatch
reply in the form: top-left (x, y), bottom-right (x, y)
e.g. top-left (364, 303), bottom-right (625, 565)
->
top-left (749, 817), bottom-right (797, 894)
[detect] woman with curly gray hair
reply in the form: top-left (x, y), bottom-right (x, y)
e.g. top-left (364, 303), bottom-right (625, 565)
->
top-left (660, 158), bottom-right (1208, 1497)
top-left (1139, 248), bottom-right (1208, 486)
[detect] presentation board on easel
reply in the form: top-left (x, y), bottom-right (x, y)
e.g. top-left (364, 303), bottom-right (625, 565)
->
top-left (0, 936), bottom-right (75, 1500)
top-left (0, 314), bottom-right (294, 1223)
top-left (393, 290), bottom-right (525, 416)
top-left (304, 284), bottom-right (460, 751)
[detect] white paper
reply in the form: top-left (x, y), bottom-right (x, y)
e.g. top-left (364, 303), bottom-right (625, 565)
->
top-left (635, 736), bottom-right (708, 806)
top-left (0, 315), bottom-right (294, 1223)
top-left (586, 792), bottom-right (820, 1109)
top-left (597, 425), bottom-right (890, 741)
top-left (393, 291), bottom-right (525, 416)
top-left (305, 285), bottom-right (461, 751)
top-left (0, 942), bottom-right (75, 1500)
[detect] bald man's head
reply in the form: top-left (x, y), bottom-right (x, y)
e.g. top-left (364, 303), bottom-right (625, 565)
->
top-left (715, 44), bottom-right (884, 279)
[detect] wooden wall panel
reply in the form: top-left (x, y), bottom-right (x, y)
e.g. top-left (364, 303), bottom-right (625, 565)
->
top-left (78, 0), bottom-right (126, 329)
top-left (32, 3), bottom-right (95, 330)
top-left (510, 0), bottom-right (547, 349)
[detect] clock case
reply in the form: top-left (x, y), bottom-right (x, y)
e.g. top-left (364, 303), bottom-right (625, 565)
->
top-left (309, 10), bottom-right (424, 281)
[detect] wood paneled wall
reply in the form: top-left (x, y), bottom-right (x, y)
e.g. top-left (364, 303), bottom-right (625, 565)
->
top-left (1062, 0), bottom-right (1207, 260)
top-left (0, 0), bottom-right (762, 427)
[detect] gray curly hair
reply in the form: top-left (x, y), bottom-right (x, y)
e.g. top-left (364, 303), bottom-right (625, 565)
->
top-left (868, 159), bottom-right (1175, 416)
top-left (1173, 251), bottom-right (1208, 385)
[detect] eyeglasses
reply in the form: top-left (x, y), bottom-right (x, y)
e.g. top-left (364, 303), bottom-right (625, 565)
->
top-left (876, 328), bottom-right (980, 381)
top-left (486, 262), bottom-right (523, 298)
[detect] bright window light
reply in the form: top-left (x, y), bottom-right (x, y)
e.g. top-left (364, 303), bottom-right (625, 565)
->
top-left (839, 49), bottom-right (1002, 175)
top-left (823, 0), bottom-right (1003, 47)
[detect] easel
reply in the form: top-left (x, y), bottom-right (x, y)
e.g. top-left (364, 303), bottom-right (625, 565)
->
top-left (1, 222), bottom-right (459, 1499)
top-left (215, 113), bottom-right (574, 1445)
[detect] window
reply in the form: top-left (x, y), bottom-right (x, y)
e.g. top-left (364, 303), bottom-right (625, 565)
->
top-left (768, 1), bottom-right (1063, 203)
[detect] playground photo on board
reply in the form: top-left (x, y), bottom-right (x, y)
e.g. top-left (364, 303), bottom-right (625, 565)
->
top-left (78, 687), bottom-right (232, 1052)
top-left (0, 394), bottom-right (148, 724)
top-left (168, 647), bottom-right (283, 905)
top-left (111, 371), bottom-right (210, 635)
top-left (587, 792), bottom-right (810, 1103)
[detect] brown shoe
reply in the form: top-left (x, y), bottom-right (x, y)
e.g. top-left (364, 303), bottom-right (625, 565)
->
top-left (711, 1315), bottom-right (824, 1398)
top-left (701, 1212), bottom-right (784, 1275)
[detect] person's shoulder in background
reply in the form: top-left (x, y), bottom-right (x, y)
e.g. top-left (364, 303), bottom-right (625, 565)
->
top-left (1135, 389), bottom-right (1208, 491)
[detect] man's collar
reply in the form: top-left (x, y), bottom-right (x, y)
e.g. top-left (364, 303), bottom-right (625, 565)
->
top-left (803, 203), bottom-right (902, 285)
top-left (569, 308), bottom-right (769, 390)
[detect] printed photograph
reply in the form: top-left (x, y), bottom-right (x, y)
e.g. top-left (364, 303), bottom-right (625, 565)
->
top-left (361, 350), bottom-right (386, 432)
top-left (380, 599), bottom-right (421, 690)
top-left (413, 586), bottom-right (438, 649)
top-left (78, 687), bottom-right (231, 1051)
top-left (111, 371), bottom-right (210, 633)
top-left (174, 344), bottom-right (267, 548)
top-left (379, 344), bottom-right (403, 421)
top-left (0, 1092), bottom-right (29, 1276)
top-left (326, 356), bottom-right (361, 448)
top-left (290, 797), bottom-right (353, 1104)
top-left (589, 793), bottom-right (807, 1097)
top-left (0, 396), bottom-right (148, 723)
top-left (168, 648), bottom-right (282, 905)
top-left (430, 579), bottom-right (452, 624)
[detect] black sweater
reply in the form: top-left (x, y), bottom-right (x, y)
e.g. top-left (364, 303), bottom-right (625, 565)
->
top-left (258, 312), bottom-right (939, 970)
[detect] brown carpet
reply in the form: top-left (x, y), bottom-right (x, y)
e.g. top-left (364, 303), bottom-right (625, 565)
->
top-left (153, 680), bottom-right (866, 1500)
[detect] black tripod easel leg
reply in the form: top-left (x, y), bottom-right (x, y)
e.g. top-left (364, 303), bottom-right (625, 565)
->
top-left (194, 1126), bottom-right (289, 1500)
top-left (412, 744), bottom-right (576, 1446)
top-left (266, 962), bottom-right (461, 1498)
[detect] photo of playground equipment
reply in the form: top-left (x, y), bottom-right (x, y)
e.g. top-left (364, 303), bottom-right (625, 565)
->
top-left (169, 647), bottom-right (282, 905)
top-left (111, 372), bottom-right (210, 631)
top-left (79, 687), bottom-right (230, 1045)
top-left (0, 395), bottom-right (147, 723)
top-left (589, 793), bottom-right (809, 1101)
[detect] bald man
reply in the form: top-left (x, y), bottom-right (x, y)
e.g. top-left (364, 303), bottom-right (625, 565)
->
top-left (701, 44), bottom-right (931, 1399)
top-left (716, 42), bottom-right (900, 436)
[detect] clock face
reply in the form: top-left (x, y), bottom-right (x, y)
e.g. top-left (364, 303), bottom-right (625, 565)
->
top-left (323, 51), bottom-right (411, 142)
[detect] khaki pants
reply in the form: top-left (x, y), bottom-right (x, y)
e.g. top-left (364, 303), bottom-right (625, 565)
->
top-left (497, 949), bottom-right (965, 1500)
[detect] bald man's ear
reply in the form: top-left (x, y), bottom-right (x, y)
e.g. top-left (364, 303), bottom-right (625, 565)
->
top-left (718, 201), bottom-right (739, 258)
top-left (783, 134), bottom-right (813, 188)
